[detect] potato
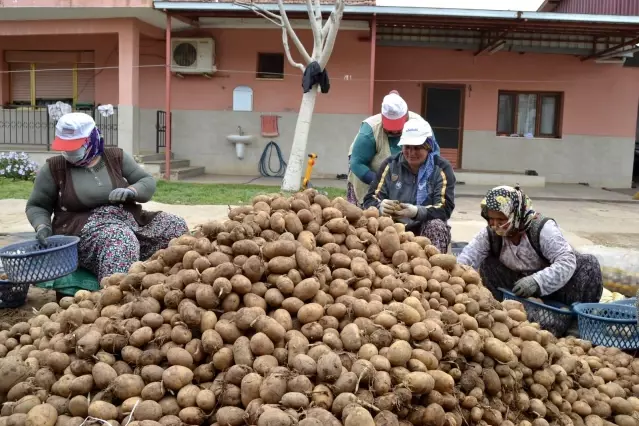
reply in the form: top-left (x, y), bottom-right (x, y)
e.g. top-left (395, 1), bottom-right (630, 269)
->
top-left (403, 372), bottom-right (435, 394)
top-left (250, 332), bottom-right (275, 356)
top-left (162, 366), bottom-right (194, 391)
top-left (520, 341), bottom-right (548, 369)
top-left (281, 392), bottom-right (310, 409)
top-left (87, 401), bottom-right (118, 421)
top-left (167, 347), bottom-right (194, 369)
top-left (25, 403), bottom-right (57, 426)
top-left (113, 374), bottom-right (145, 400)
top-left (260, 369), bottom-right (288, 404)
top-left (216, 407), bottom-right (246, 426)
top-left (379, 227), bottom-right (400, 258)
top-left (484, 338), bottom-right (515, 363)
top-left (429, 254), bottom-right (457, 270)
top-left (317, 352), bottom-right (342, 382)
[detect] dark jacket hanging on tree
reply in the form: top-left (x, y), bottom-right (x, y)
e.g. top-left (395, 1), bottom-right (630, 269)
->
top-left (302, 61), bottom-right (330, 94)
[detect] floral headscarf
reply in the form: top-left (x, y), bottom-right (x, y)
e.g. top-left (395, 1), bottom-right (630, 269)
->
top-left (75, 127), bottom-right (104, 168)
top-left (480, 185), bottom-right (536, 233)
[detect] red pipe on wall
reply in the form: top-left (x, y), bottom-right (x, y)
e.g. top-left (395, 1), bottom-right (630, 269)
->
top-left (165, 12), bottom-right (172, 180)
top-left (368, 15), bottom-right (377, 116)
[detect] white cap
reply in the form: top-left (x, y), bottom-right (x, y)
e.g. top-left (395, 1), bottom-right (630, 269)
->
top-left (398, 118), bottom-right (434, 146)
top-left (381, 91), bottom-right (408, 131)
top-left (52, 112), bottom-right (96, 151)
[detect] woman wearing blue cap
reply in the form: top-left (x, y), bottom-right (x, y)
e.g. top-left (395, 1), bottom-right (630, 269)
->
top-left (25, 112), bottom-right (189, 283)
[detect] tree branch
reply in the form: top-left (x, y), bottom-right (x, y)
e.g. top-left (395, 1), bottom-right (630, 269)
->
top-left (318, 0), bottom-right (344, 69)
top-left (282, 28), bottom-right (306, 72)
top-left (233, 0), bottom-right (283, 26)
top-left (277, 0), bottom-right (313, 65)
top-left (321, 17), bottom-right (333, 44)
top-left (306, 0), bottom-right (323, 58)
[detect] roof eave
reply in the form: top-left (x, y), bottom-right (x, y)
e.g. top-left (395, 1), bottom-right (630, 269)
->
top-left (153, 2), bottom-right (639, 26)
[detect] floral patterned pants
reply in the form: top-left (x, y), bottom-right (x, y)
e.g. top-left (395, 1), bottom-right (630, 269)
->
top-left (346, 181), bottom-right (360, 207)
top-left (78, 205), bottom-right (189, 282)
top-left (416, 219), bottom-right (451, 255)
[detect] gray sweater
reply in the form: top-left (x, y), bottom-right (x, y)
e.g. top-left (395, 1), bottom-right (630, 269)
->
top-left (26, 152), bottom-right (156, 230)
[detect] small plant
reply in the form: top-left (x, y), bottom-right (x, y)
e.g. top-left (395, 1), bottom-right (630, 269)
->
top-left (0, 152), bottom-right (39, 181)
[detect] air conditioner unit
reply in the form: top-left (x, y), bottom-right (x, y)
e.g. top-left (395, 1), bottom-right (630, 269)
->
top-left (171, 38), bottom-right (217, 74)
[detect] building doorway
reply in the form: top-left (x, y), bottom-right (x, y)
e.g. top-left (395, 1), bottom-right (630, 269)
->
top-left (422, 85), bottom-right (465, 168)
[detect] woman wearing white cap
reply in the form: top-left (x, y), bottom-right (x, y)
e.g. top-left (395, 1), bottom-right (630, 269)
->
top-left (362, 118), bottom-right (456, 254)
top-left (25, 112), bottom-right (189, 283)
top-left (347, 90), bottom-right (423, 206)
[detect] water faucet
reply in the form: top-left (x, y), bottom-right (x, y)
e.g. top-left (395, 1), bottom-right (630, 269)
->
top-left (237, 126), bottom-right (244, 136)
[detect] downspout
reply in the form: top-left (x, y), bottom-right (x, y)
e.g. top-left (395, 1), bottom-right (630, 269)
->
top-left (165, 11), bottom-right (172, 180)
top-left (368, 15), bottom-right (377, 116)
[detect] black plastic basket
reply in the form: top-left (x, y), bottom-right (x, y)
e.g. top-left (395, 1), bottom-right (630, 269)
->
top-left (0, 236), bottom-right (80, 284)
top-left (573, 303), bottom-right (639, 350)
top-left (0, 279), bottom-right (30, 308)
top-left (0, 262), bottom-right (29, 308)
top-left (500, 287), bottom-right (575, 336)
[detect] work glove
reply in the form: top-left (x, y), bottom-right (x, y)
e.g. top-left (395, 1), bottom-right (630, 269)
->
top-left (395, 203), bottom-right (418, 219)
top-left (379, 199), bottom-right (398, 216)
top-left (35, 224), bottom-right (52, 247)
top-left (109, 188), bottom-right (136, 203)
top-left (512, 275), bottom-right (540, 298)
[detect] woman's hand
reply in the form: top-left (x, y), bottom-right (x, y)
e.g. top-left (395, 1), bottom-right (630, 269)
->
top-left (396, 203), bottom-right (418, 219)
top-left (35, 224), bottom-right (52, 246)
top-left (109, 188), bottom-right (136, 203)
top-left (512, 276), bottom-right (540, 298)
top-left (379, 199), bottom-right (398, 216)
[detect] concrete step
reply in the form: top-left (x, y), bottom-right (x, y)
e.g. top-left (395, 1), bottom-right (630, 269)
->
top-left (137, 152), bottom-right (174, 163)
top-left (145, 159), bottom-right (191, 172)
top-left (170, 166), bottom-right (206, 180)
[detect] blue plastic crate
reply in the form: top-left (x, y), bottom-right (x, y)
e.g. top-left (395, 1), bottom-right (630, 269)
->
top-left (0, 236), bottom-right (80, 284)
top-left (500, 287), bottom-right (575, 336)
top-left (573, 303), bottom-right (639, 350)
top-left (451, 242), bottom-right (468, 257)
top-left (0, 263), bottom-right (29, 308)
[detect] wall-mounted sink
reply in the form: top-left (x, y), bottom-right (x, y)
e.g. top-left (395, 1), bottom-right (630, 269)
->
top-left (227, 127), bottom-right (255, 160)
top-left (227, 134), bottom-right (255, 145)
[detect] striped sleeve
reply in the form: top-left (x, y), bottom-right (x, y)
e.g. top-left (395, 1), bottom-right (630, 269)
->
top-left (415, 159), bottom-right (456, 222)
top-left (362, 156), bottom-right (393, 209)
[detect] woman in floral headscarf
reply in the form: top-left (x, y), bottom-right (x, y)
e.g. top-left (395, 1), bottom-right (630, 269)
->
top-left (26, 112), bottom-right (188, 283)
top-left (457, 185), bottom-right (603, 305)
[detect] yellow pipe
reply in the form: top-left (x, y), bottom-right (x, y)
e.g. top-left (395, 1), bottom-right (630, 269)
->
top-left (29, 63), bottom-right (36, 107)
top-left (302, 153), bottom-right (318, 190)
top-left (72, 64), bottom-right (78, 107)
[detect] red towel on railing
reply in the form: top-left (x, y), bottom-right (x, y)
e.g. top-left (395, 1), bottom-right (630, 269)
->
top-left (261, 115), bottom-right (280, 137)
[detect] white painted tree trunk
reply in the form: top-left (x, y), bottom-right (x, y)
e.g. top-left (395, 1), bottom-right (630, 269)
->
top-left (233, 0), bottom-right (343, 192)
top-left (281, 87), bottom-right (319, 192)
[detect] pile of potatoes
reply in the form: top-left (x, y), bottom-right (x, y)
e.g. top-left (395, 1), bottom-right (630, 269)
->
top-left (0, 189), bottom-right (638, 426)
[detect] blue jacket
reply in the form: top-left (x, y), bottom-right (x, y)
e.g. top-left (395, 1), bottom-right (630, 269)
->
top-left (362, 153), bottom-right (456, 229)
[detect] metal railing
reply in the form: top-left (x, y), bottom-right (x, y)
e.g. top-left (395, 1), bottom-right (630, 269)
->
top-left (0, 105), bottom-right (118, 149)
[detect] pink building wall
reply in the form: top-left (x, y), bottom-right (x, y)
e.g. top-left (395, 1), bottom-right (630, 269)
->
top-left (0, 34), bottom-right (118, 105)
top-left (4, 27), bottom-right (638, 137)
top-left (138, 28), bottom-right (370, 114)
top-left (0, 26), bottom-right (369, 114)
top-left (374, 46), bottom-right (639, 139)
